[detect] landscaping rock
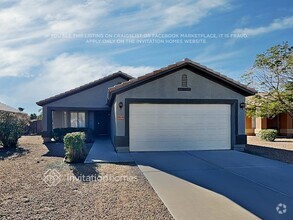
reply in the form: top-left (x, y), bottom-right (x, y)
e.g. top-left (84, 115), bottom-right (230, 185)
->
top-left (0, 136), bottom-right (173, 220)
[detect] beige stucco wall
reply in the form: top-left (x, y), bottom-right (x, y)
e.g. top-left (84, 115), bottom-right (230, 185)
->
top-left (41, 76), bottom-right (128, 133)
top-left (114, 68), bottom-right (245, 137)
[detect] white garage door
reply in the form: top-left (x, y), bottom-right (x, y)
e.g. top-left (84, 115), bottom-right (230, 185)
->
top-left (129, 104), bottom-right (231, 151)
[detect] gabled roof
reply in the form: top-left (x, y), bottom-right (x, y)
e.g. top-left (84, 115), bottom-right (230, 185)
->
top-left (37, 71), bottom-right (133, 106)
top-left (108, 58), bottom-right (257, 103)
top-left (0, 102), bottom-right (20, 113)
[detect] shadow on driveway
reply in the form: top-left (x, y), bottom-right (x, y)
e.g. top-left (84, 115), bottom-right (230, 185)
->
top-left (132, 150), bottom-right (293, 220)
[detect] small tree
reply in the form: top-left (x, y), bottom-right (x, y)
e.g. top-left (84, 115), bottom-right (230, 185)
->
top-left (30, 113), bottom-right (37, 120)
top-left (37, 108), bottom-right (43, 120)
top-left (64, 132), bottom-right (85, 163)
top-left (0, 112), bottom-right (29, 148)
top-left (242, 42), bottom-right (293, 118)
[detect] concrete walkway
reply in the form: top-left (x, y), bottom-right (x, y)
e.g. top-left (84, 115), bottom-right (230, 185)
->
top-left (142, 168), bottom-right (258, 220)
top-left (84, 137), bottom-right (133, 163)
top-left (132, 151), bottom-right (293, 220)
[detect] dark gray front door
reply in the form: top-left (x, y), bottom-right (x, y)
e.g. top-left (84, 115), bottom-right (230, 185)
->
top-left (94, 111), bottom-right (110, 135)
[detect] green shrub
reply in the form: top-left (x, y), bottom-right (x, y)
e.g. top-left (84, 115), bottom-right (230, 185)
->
top-left (259, 129), bottom-right (278, 142)
top-left (64, 132), bottom-right (85, 163)
top-left (52, 128), bottom-right (93, 143)
top-left (0, 112), bottom-right (29, 148)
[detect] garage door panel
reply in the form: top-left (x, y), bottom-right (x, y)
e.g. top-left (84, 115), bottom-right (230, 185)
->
top-left (131, 118), bottom-right (230, 129)
top-left (129, 104), bottom-right (231, 151)
top-left (132, 134), bottom-right (230, 142)
top-left (130, 104), bottom-right (230, 114)
top-left (131, 123), bottom-right (230, 131)
top-left (131, 141), bottom-right (230, 151)
top-left (131, 131), bottom-right (230, 139)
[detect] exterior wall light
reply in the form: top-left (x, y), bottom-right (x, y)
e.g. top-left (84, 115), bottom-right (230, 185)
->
top-left (119, 102), bottom-right (123, 109)
top-left (240, 102), bottom-right (246, 109)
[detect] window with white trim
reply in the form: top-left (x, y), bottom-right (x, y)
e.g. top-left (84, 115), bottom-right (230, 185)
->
top-left (70, 112), bottom-right (85, 128)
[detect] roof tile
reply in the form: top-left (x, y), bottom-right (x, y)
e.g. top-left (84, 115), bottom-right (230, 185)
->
top-left (37, 71), bottom-right (133, 106)
top-left (108, 58), bottom-right (257, 97)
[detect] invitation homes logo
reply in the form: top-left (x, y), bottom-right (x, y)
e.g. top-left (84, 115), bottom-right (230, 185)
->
top-left (276, 203), bottom-right (287, 215)
top-left (42, 169), bottom-right (137, 187)
top-left (43, 169), bottom-right (62, 187)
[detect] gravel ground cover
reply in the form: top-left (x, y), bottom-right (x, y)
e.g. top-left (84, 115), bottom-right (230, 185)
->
top-left (0, 136), bottom-right (173, 220)
top-left (246, 136), bottom-right (293, 164)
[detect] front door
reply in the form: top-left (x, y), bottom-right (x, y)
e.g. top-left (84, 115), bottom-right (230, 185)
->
top-left (94, 111), bottom-right (110, 136)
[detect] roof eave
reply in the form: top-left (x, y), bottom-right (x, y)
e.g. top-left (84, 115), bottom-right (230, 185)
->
top-left (107, 62), bottom-right (257, 103)
top-left (36, 72), bottom-right (133, 106)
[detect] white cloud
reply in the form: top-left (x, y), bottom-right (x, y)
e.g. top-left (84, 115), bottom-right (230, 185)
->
top-left (233, 16), bottom-right (293, 36)
top-left (0, 0), bottom-right (112, 77)
top-left (195, 51), bottom-right (240, 65)
top-left (1, 0), bottom-right (230, 42)
top-left (0, 0), bottom-right (110, 39)
top-left (13, 53), bottom-right (155, 112)
top-left (0, 0), bottom-right (231, 112)
top-left (162, 0), bottom-right (228, 30)
top-left (0, 0), bottom-right (230, 77)
top-left (97, 0), bottom-right (230, 33)
top-left (237, 16), bottom-right (250, 26)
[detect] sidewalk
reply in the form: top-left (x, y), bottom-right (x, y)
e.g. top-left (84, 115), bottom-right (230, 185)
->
top-left (84, 137), bottom-right (134, 163)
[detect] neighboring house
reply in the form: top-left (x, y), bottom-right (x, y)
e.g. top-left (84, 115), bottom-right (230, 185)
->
top-left (0, 102), bottom-right (21, 114)
top-left (37, 59), bottom-right (256, 152)
top-left (246, 114), bottom-right (293, 137)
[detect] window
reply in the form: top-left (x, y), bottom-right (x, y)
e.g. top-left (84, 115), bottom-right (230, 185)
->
top-left (181, 74), bottom-right (187, 87)
top-left (63, 111), bottom-right (68, 128)
top-left (70, 112), bottom-right (85, 128)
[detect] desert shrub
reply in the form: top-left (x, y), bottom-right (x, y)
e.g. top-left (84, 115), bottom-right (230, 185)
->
top-left (64, 132), bottom-right (85, 163)
top-left (0, 112), bottom-right (29, 148)
top-left (259, 129), bottom-right (278, 142)
top-left (52, 128), bottom-right (93, 143)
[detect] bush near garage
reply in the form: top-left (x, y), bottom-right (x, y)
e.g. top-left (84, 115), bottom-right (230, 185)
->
top-left (64, 132), bottom-right (86, 163)
top-left (259, 129), bottom-right (278, 142)
top-left (0, 112), bottom-right (29, 148)
top-left (52, 128), bottom-right (94, 143)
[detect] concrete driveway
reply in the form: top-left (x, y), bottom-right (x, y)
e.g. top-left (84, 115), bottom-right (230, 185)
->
top-left (132, 150), bottom-right (293, 220)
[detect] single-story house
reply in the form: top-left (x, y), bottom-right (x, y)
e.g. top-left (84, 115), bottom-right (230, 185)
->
top-left (37, 59), bottom-right (256, 152)
top-left (246, 113), bottom-right (293, 137)
top-left (0, 102), bottom-right (21, 114)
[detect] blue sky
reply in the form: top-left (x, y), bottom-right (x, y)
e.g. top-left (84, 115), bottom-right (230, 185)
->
top-left (0, 0), bottom-right (292, 114)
